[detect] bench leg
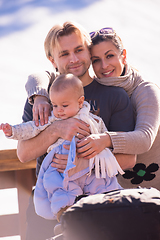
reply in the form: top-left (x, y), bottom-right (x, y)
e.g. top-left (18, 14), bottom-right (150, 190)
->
top-left (15, 169), bottom-right (36, 240)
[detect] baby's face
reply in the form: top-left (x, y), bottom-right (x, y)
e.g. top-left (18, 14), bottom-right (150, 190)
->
top-left (50, 88), bottom-right (81, 119)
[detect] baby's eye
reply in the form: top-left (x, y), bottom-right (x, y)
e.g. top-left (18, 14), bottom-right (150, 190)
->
top-left (63, 105), bottom-right (68, 108)
top-left (53, 105), bottom-right (57, 108)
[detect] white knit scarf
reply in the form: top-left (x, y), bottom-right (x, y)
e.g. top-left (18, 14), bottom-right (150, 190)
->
top-left (95, 64), bottom-right (143, 98)
top-left (75, 101), bottom-right (124, 178)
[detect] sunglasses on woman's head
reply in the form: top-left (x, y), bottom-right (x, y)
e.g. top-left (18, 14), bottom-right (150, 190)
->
top-left (89, 27), bottom-right (114, 40)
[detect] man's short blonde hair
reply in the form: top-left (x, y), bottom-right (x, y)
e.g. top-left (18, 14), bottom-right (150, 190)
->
top-left (44, 21), bottom-right (91, 59)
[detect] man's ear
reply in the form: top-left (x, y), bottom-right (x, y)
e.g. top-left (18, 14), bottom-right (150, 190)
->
top-left (78, 96), bottom-right (84, 108)
top-left (122, 49), bottom-right (127, 64)
top-left (49, 56), bottom-right (58, 70)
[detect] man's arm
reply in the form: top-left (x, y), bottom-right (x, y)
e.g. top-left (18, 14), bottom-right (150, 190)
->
top-left (17, 123), bottom-right (58, 162)
top-left (17, 98), bottom-right (54, 162)
top-left (17, 117), bottom-right (90, 162)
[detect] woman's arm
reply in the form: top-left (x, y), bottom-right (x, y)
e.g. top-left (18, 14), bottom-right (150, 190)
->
top-left (76, 132), bottom-right (136, 169)
top-left (109, 82), bottom-right (160, 154)
top-left (25, 71), bottom-right (52, 104)
top-left (33, 96), bottom-right (52, 126)
top-left (115, 153), bottom-right (136, 170)
top-left (25, 71), bottom-right (56, 125)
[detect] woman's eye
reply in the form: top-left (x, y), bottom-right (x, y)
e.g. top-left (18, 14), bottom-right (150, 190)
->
top-left (106, 54), bottom-right (114, 59)
top-left (92, 59), bottom-right (100, 64)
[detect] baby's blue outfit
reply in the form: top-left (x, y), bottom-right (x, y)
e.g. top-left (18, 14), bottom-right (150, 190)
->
top-left (34, 137), bottom-right (122, 220)
top-left (8, 101), bottom-right (123, 219)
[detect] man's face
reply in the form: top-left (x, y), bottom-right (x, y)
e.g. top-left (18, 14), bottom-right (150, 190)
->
top-left (52, 32), bottom-right (91, 79)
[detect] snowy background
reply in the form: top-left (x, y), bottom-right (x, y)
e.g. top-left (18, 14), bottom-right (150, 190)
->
top-left (0, 0), bottom-right (160, 150)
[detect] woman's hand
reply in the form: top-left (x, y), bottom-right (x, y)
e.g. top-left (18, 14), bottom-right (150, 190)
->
top-left (76, 133), bottom-right (111, 159)
top-left (33, 96), bottom-right (51, 126)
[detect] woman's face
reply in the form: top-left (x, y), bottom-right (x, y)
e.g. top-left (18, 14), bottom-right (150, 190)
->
top-left (90, 41), bottom-right (126, 78)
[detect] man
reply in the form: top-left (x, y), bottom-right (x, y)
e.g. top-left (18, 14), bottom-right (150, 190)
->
top-left (17, 21), bottom-right (135, 240)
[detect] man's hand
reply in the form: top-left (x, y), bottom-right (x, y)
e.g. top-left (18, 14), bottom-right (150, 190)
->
top-left (51, 153), bottom-right (68, 173)
top-left (54, 118), bottom-right (90, 142)
top-left (50, 119), bottom-right (91, 173)
top-left (76, 133), bottom-right (111, 159)
top-left (49, 119), bottom-right (90, 172)
top-left (33, 96), bottom-right (51, 126)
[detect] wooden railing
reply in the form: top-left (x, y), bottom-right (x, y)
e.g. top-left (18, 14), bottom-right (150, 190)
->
top-left (0, 149), bottom-right (37, 240)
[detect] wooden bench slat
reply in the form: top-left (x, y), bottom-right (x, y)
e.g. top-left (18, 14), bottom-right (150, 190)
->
top-left (0, 149), bottom-right (37, 239)
top-left (0, 149), bottom-right (36, 172)
top-left (0, 214), bottom-right (19, 237)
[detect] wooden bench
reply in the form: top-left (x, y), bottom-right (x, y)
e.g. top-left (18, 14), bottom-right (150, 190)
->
top-left (0, 149), bottom-right (37, 240)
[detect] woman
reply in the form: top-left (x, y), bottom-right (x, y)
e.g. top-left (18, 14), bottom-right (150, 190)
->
top-left (25, 27), bottom-right (160, 190)
top-left (90, 27), bottom-right (160, 154)
top-left (89, 27), bottom-right (160, 189)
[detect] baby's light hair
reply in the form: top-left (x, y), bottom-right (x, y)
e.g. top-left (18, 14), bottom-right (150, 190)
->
top-left (49, 74), bottom-right (84, 99)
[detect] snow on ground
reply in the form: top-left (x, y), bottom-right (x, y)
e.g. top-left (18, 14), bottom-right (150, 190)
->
top-left (0, 0), bottom-right (160, 151)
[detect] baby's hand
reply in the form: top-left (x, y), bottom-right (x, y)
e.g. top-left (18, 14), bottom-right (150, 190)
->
top-left (0, 123), bottom-right (12, 137)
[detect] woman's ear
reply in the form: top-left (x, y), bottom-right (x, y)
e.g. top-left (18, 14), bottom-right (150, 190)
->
top-left (78, 96), bottom-right (84, 108)
top-left (122, 49), bottom-right (127, 64)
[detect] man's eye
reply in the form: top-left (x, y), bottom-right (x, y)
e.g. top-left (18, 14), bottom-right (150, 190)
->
top-left (60, 53), bottom-right (68, 57)
top-left (76, 48), bottom-right (83, 53)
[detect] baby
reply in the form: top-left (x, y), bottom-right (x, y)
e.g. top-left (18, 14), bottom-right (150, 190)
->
top-left (0, 73), bottom-right (123, 220)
